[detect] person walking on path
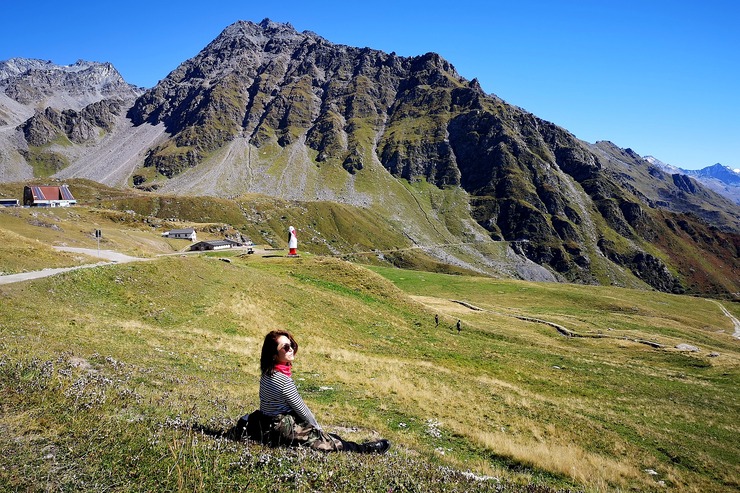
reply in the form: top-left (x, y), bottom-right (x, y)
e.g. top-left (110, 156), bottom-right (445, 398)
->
top-left (239, 330), bottom-right (390, 454)
top-left (456, 319), bottom-right (461, 334)
top-left (435, 314), bottom-right (439, 328)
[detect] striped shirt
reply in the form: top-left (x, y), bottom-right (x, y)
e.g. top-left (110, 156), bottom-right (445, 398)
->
top-left (260, 371), bottom-right (321, 429)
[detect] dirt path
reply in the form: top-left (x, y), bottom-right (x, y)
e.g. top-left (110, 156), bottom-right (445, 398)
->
top-left (0, 264), bottom-right (102, 285)
top-left (0, 247), bottom-right (145, 285)
top-left (0, 246), bottom-right (261, 286)
top-left (709, 300), bottom-right (740, 339)
top-left (53, 247), bottom-right (144, 263)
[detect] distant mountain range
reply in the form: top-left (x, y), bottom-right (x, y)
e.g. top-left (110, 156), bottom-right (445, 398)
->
top-left (1, 19), bottom-right (738, 297)
top-left (644, 157), bottom-right (740, 205)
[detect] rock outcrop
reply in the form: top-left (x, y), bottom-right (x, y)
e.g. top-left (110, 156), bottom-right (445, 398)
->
top-left (20, 99), bottom-right (126, 146)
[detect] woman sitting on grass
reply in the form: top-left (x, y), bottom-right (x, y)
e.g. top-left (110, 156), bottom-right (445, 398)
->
top-left (244, 330), bottom-right (390, 454)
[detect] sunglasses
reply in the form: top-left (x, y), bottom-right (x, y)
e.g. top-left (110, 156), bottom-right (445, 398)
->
top-left (279, 343), bottom-right (294, 352)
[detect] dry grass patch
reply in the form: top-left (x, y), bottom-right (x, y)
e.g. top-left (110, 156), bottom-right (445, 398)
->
top-left (469, 429), bottom-right (644, 489)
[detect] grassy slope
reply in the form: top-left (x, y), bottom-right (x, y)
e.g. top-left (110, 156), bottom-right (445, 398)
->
top-left (0, 205), bottom-right (188, 275)
top-left (0, 226), bottom-right (98, 274)
top-left (0, 180), bottom-right (497, 277)
top-left (1, 247), bottom-right (738, 492)
top-left (1, 185), bottom-right (737, 491)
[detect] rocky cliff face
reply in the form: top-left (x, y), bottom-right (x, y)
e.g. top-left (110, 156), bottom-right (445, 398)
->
top-left (20, 99), bottom-right (127, 146)
top-left (1, 58), bottom-right (141, 111)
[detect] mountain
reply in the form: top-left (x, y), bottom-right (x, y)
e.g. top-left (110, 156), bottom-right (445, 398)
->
top-left (688, 163), bottom-right (740, 185)
top-left (648, 158), bottom-right (740, 186)
top-left (0, 58), bottom-right (145, 183)
top-left (0, 58), bottom-right (142, 117)
top-left (645, 156), bottom-right (740, 205)
top-left (1, 19), bottom-right (739, 297)
top-left (689, 164), bottom-right (740, 205)
top-left (644, 155), bottom-right (681, 174)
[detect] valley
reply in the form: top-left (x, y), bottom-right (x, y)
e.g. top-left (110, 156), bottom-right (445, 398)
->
top-left (1, 191), bottom-right (738, 492)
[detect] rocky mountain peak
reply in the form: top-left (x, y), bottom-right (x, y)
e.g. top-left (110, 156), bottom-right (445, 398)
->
top-left (691, 162), bottom-right (740, 186)
top-left (0, 58), bottom-right (56, 81)
top-left (643, 156), bottom-right (740, 202)
top-left (0, 57), bottom-right (142, 111)
top-left (213, 18), bottom-right (302, 46)
top-left (257, 18), bottom-right (299, 35)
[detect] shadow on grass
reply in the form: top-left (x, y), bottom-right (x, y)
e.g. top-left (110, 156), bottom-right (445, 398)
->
top-left (190, 422), bottom-right (243, 442)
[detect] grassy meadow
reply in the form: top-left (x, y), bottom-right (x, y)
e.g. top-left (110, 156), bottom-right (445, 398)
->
top-left (1, 244), bottom-right (738, 491)
top-left (1, 190), bottom-right (738, 492)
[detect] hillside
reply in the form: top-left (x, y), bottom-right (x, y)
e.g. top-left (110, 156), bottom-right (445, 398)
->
top-left (2, 178), bottom-right (739, 301)
top-left (1, 229), bottom-right (738, 491)
top-left (1, 20), bottom-right (740, 298)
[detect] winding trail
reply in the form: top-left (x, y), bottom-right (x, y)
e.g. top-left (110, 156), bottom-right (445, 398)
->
top-left (709, 300), bottom-right (740, 339)
top-left (443, 298), bottom-right (740, 344)
top-left (423, 298), bottom-right (666, 348)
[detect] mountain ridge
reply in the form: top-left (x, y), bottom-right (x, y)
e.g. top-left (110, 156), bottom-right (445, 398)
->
top-left (645, 156), bottom-right (740, 205)
top-left (1, 19), bottom-right (738, 297)
top-left (0, 57), bottom-right (142, 111)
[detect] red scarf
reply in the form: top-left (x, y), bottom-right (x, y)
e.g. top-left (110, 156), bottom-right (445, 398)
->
top-left (274, 363), bottom-right (292, 377)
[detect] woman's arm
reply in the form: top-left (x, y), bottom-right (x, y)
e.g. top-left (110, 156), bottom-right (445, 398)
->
top-left (282, 376), bottom-right (321, 429)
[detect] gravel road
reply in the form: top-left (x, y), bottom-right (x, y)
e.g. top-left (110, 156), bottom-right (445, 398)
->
top-left (0, 247), bottom-right (144, 285)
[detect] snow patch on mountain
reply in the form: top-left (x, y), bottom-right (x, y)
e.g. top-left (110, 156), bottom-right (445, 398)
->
top-left (644, 155), bottom-right (682, 174)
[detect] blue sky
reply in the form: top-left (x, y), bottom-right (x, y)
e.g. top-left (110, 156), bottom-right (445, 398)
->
top-left (1, 0), bottom-right (738, 170)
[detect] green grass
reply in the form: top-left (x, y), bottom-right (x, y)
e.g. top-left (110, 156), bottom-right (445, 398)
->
top-left (0, 255), bottom-right (560, 492)
top-left (0, 226), bottom-right (99, 274)
top-left (1, 184), bottom-right (738, 491)
top-left (1, 249), bottom-right (738, 492)
top-left (25, 146), bottom-right (71, 177)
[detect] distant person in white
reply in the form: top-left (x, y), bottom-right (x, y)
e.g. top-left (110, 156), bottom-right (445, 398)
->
top-left (288, 226), bottom-right (298, 256)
